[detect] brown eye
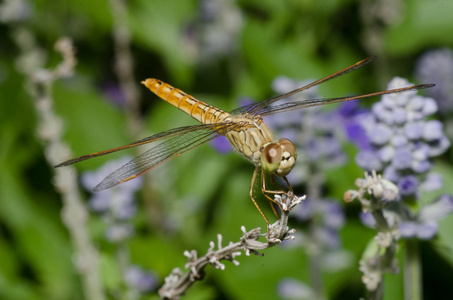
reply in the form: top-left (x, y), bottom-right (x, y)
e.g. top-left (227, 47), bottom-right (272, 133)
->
top-left (279, 138), bottom-right (297, 159)
top-left (261, 143), bottom-right (282, 174)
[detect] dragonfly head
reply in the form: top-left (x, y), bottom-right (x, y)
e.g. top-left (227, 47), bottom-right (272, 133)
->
top-left (261, 138), bottom-right (297, 177)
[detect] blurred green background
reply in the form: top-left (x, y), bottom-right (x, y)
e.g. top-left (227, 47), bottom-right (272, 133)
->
top-left (1, 0), bottom-right (453, 299)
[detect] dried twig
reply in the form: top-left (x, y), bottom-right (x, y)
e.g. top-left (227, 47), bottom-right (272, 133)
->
top-left (159, 193), bottom-right (305, 300)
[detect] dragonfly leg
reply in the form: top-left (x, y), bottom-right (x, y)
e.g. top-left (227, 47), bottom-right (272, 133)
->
top-left (261, 171), bottom-right (286, 219)
top-left (261, 172), bottom-right (286, 196)
top-left (249, 166), bottom-right (271, 230)
top-left (272, 175), bottom-right (294, 194)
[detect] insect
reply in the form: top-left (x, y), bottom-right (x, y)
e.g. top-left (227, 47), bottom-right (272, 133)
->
top-left (55, 57), bottom-right (433, 229)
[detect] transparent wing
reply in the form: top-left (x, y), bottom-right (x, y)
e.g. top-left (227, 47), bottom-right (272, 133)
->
top-left (55, 122), bottom-right (237, 191)
top-left (230, 57), bottom-right (376, 116)
top-left (255, 84), bottom-right (434, 116)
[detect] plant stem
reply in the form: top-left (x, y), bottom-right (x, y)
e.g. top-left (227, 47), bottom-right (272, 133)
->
top-left (404, 239), bottom-right (422, 300)
top-left (308, 222), bottom-right (323, 300)
top-left (25, 37), bottom-right (105, 300)
top-left (307, 170), bottom-right (324, 300)
top-left (369, 281), bottom-right (383, 300)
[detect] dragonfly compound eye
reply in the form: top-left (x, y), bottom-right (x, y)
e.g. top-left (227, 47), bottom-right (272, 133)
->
top-left (278, 138), bottom-right (297, 160)
top-left (261, 143), bottom-right (283, 174)
top-left (276, 138), bottom-right (297, 176)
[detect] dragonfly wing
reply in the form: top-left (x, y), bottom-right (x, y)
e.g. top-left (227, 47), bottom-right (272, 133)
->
top-left (55, 124), bottom-right (229, 168)
top-left (257, 84), bottom-right (435, 116)
top-left (231, 57), bottom-right (377, 116)
top-left (229, 101), bottom-right (264, 116)
top-left (93, 122), bottom-right (236, 191)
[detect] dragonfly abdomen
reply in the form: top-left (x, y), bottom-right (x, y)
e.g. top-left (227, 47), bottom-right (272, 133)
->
top-left (142, 79), bottom-right (231, 124)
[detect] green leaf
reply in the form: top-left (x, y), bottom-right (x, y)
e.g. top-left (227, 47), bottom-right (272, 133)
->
top-left (53, 79), bottom-right (129, 170)
top-left (386, 0), bottom-right (453, 54)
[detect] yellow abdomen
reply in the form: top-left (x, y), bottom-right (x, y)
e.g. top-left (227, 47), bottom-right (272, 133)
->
top-left (141, 79), bottom-right (230, 124)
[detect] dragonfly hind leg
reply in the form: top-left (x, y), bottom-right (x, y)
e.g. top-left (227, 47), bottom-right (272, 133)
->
top-left (261, 170), bottom-right (294, 215)
top-left (249, 166), bottom-right (294, 238)
top-left (249, 166), bottom-right (271, 228)
top-left (270, 175), bottom-right (294, 194)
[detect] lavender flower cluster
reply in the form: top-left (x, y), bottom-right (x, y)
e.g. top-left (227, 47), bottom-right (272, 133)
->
top-left (183, 0), bottom-right (243, 63)
top-left (292, 198), bottom-right (345, 249)
top-left (81, 156), bottom-right (142, 242)
top-left (81, 157), bottom-right (158, 292)
top-left (347, 76), bottom-right (453, 241)
top-left (416, 48), bottom-right (453, 114)
top-left (341, 68), bottom-right (453, 294)
top-left (355, 77), bottom-right (450, 198)
top-left (124, 266), bottom-right (157, 293)
top-left (398, 193), bottom-right (453, 239)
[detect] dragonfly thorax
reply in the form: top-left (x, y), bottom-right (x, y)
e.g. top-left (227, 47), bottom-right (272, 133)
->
top-left (224, 115), bottom-right (274, 162)
top-left (260, 138), bottom-right (297, 177)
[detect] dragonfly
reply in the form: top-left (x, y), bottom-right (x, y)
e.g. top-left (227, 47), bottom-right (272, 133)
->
top-left (55, 57), bottom-right (433, 230)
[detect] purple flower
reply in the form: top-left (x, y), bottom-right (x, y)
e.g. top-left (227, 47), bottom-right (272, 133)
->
top-left (317, 226), bottom-right (342, 249)
top-left (392, 148), bottom-right (413, 170)
top-left (277, 278), bottom-right (312, 299)
top-left (322, 200), bottom-right (345, 229)
top-left (105, 223), bottom-right (134, 242)
top-left (338, 100), bottom-right (371, 149)
top-left (377, 145), bottom-right (395, 163)
top-left (372, 102), bottom-right (392, 124)
top-left (293, 198), bottom-right (344, 249)
top-left (293, 198), bottom-right (344, 230)
top-left (398, 221), bottom-right (418, 238)
top-left (355, 150), bottom-right (383, 171)
top-left (428, 136), bottom-right (451, 156)
top-left (419, 172), bottom-right (442, 191)
top-left (124, 266), bottom-right (158, 293)
top-left (416, 48), bottom-right (453, 114)
top-left (411, 159), bottom-right (431, 174)
top-left (416, 221), bottom-right (438, 239)
top-left (210, 135), bottom-right (232, 153)
top-left (398, 194), bottom-right (453, 240)
top-left (355, 77), bottom-right (450, 198)
top-left (347, 75), bottom-right (453, 247)
top-left (404, 122), bottom-right (424, 140)
top-left (423, 120), bottom-right (444, 141)
top-left (419, 194), bottom-right (453, 221)
top-left (292, 197), bottom-right (314, 220)
top-left (81, 156), bottom-right (142, 241)
top-left (100, 83), bottom-right (127, 108)
top-left (81, 156), bottom-right (143, 193)
top-left (360, 212), bottom-right (376, 227)
top-left (238, 97), bottom-right (254, 108)
top-left (398, 221), bottom-right (438, 240)
top-left (397, 176), bottom-right (419, 196)
top-left (183, 0), bottom-right (243, 62)
top-left (369, 124), bottom-right (392, 145)
top-left (84, 168), bottom-right (138, 219)
top-left (382, 166), bottom-right (400, 182)
top-left (305, 136), bottom-right (344, 163)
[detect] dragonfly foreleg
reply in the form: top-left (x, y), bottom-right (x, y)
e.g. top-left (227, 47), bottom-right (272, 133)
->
top-left (249, 166), bottom-right (271, 229)
top-left (261, 170), bottom-right (289, 219)
top-left (269, 174), bottom-right (294, 195)
top-left (273, 175), bottom-right (294, 194)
